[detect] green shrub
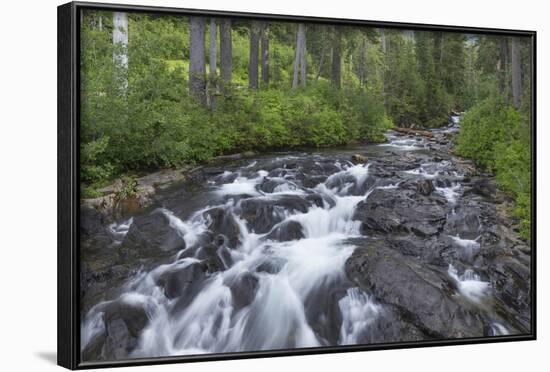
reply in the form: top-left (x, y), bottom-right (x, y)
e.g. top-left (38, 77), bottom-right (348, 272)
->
top-left (455, 96), bottom-right (531, 241)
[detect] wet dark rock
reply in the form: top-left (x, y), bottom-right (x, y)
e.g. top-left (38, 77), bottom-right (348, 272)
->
top-left (416, 179), bottom-right (435, 196)
top-left (487, 256), bottom-right (531, 332)
top-left (120, 209), bottom-right (183, 259)
top-left (81, 206), bottom-right (108, 238)
top-left (346, 238), bottom-right (486, 339)
top-left (157, 261), bottom-right (207, 299)
top-left (354, 188), bottom-right (447, 237)
top-left (202, 207), bottom-right (242, 248)
top-left (464, 178), bottom-right (497, 198)
top-left (268, 168), bottom-right (288, 178)
top-left (255, 257), bottom-right (287, 274)
top-left (240, 196), bottom-right (309, 233)
top-left (227, 272), bottom-right (259, 310)
top-left (444, 208), bottom-right (483, 240)
top-left (82, 297), bottom-right (150, 361)
top-left (305, 193), bottom-right (325, 208)
top-left (351, 154), bottom-right (368, 164)
top-left (195, 244), bottom-right (230, 272)
top-left (265, 220), bottom-right (304, 241)
top-left (259, 178), bottom-right (285, 193)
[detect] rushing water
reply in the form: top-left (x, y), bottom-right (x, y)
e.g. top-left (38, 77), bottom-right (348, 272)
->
top-left (81, 116), bottom-right (529, 359)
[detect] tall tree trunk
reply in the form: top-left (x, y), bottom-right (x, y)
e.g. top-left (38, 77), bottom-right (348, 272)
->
top-left (220, 18), bottom-right (232, 85)
top-left (380, 28), bottom-right (387, 105)
top-left (432, 32), bottom-right (444, 78)
top-left (380, 28), bottom-right (387, 56)
top-left (248, 21), bottom-right (261, 89)
top-left (112, 12), bottom-right (128, 92)
top-left (498, 37), bottom-right (509, 96)
top-left (511, 37), bottom-right (522, 109)
top-left (261, 22), bottom-right (270, 86)
top-left (331, 26), bottom-right (341, 88)
top-left (209, 18), bottom-right (218, 108)
top-left (98, 16), bottom-right (103, 31)
top-left (209, 19), bottom-right (217, 78)
top-left (358, 38), bottom-right (366, 87)
top-left (314, 44), bottom-right (326, 84)
top-left (300, 24), bottom-right (307, 88)
top-left (292, 23), bottom-right (307, 89)
top-left (189, 17), bottom-right (207, 105)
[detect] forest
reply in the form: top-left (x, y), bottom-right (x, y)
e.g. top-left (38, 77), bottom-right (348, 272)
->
top-left (80, 10), bottom-right (532, 240)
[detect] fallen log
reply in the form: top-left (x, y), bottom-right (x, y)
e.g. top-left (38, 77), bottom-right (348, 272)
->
top-left (393, 127), bottom-right (434, 138)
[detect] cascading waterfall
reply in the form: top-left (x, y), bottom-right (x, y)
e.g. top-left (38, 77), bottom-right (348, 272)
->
top-left (82, 163), bottom-right (381, 357)
top-left (81, 117), bottom-right (527, 359)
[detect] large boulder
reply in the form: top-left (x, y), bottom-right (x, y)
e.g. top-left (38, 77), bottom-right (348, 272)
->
top-left (202, 207), bottom-right (242, 248)
top-left (353, 188), bottom-right (447, 237)
top-left (239, 195), bottom-right (310, 233)
top-left (81, 295), bottom-right (151, 361)
top-left (345, 238), bottom-right (486, 339)
top-left (487, 254), bottom-right (531, 333)
top-left (156, 261), bottom-right (209, 299)
top-left (265, 220), bottom-right (304, 242)
top-left (81, 206), bottom-right (108, 238)
top-left (120, 209), bottom-right (184, 259)
top-left (226, 271), bottom-right (260, 310)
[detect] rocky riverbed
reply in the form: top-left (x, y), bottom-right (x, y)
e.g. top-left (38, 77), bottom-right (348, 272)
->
top-left (79, 118), bottom-right (531, 361)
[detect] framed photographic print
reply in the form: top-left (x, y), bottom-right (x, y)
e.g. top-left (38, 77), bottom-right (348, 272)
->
top-left (58, 1), bottom-right (536, 369)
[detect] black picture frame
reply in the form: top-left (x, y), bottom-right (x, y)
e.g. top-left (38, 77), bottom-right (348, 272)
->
top-left (58, 1), bottom-right (537, 370)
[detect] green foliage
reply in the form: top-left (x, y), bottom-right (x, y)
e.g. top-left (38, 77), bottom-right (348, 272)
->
top-left (455, 96), bottom-right (522, 170)
top-left (81, 137), bottom-right (114, 184)
top-left (80, 12), bottom-right (392, 187)
top-left (115, 176), bottom-right (139, 200)
top-left (455, 96), bottom-right (531, 240)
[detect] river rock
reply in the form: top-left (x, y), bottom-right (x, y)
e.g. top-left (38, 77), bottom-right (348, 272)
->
top-left (416, 179), bottom-right (435, 196)
top-left (354, 188), bottom-right (447, 237)
top-left (157, 261), bottom-right (207, 299)
top-left (120, 209), bottom-right (184, 259)
top-left (463, 177), bottom-right (497, 198)
top-left (255, 257), bottom-right (287, 274)
top-left (345, 238), bottom-right (486, 339)
top-left (265, 220), bottom-right (304, 241)
top-left (81, 206), bottom-right (107, 238)
top-left (227, 271), bottom-right (260, 310)
top-left (487, 255), bottom-right (531, 333)
top-left (351, 154), bottom-right (368, 164)
top-left (240, 195), bottom-right (310, 233)
top-left (203, 206), bottom-right (242, 248)
top-left (82, 296), bottom-right (151, 361)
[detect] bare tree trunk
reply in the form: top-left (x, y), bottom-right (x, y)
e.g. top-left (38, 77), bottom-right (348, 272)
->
top-left (209, 18), bottom-right (218, 108)
top-left (98, 16), bottom-right (103, 31)
top-left (511, 36), bottom-right (522, 109)
top-left (220, 18), bottom-right (232, 85)
top-left (314, 44), bottom-right (326, 85)
top-left (498, 37), bottom-right (509, 96)
top-left (380, 28), bottom-right (388, 105)
top-left (440, 33), bottom-right (445, 65)
top-left (358, 38), bottom-right (366, 87)
top-left (300, 24), bottom-right (307, 88)
top-left (249, 21), bottom-right (261, 89)
top-left (380, 28), bottom-right (387, 56)
top-left (112, 12), bottom-right (128, 92)
top-left (331, 26), bottom-right (341, 88)
top-left (261, 22), bottom-right (269, 86)
top-left (433, 32), bottom-right (443, 77)
top-left (209, 19), bottom-right (217, 78)
top-left (292, 23), bottom-right (306, 89)
top-left (189, 16), bottom-right (207, 105)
